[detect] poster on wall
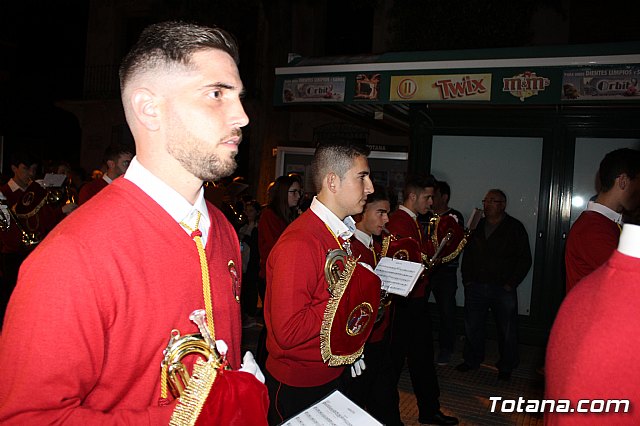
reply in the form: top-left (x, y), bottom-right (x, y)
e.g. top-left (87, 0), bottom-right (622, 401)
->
top-left (354, 73), bottom-right (381, 101)
top-left (561, 66), bottom-right (640, 101)
top-left (390, 74), bottom-right (492, 102)
top-left (282, 76), bottom-right (346, 103)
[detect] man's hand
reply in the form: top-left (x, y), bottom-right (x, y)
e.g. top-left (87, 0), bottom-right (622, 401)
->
top-left (239, 351), bottom-right (265, 383)
top-left (350, 354), bottom-right (366, 377)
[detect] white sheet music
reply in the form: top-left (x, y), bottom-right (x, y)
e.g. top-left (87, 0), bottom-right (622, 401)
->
top-left (374, 256), bottom-right (425, 297)
top-left (282, 390), bottom-right (382, 425)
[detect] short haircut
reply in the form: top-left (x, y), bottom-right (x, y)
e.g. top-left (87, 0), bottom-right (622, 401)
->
top-left (310, 140), bottom-right (370, 192)
top-left (403, 174), bottom-right (436, 199)
top-left (487, 188), bottom-right (507, 203)
top-left (103, 143), bottom-right (134, 163)
top-left (364, 184), bottom-right (389, 208)
top-left (436, 180), bottom-right (451, 199)
top-left (119, 21), bottom-right (239, 94)
top-left (598, 148), bottom-right (640, 192)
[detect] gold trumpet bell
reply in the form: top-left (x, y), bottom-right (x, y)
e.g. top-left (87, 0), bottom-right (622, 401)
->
top-left (161, 330), bottom-right (217, 398)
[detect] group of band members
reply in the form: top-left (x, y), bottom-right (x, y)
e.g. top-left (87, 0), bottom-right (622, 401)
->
top-left (0, 20), bottom-right (463, 426)
top-left (0, 152), bottom-right (78, 326)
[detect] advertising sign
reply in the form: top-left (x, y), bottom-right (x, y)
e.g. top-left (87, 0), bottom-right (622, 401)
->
top-left (282, 76), bottom-right (346, 103)
top-left (390, 74), bottom-right (492, 102)
top-left (561, 66), bottom-right (640, 101)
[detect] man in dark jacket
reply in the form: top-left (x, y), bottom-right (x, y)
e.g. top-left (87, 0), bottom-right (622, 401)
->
top-left (456, 189), bottom-right (531, 381)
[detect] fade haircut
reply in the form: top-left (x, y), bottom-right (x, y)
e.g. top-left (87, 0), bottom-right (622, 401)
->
top-left (118, 21), bottom-right (239, 94)
top-left (598, 148), bottom-right (640, 192)
top-left (310, 140), bottom-right (370, 192)
top-left (403, 174), bottom-right (436, 199)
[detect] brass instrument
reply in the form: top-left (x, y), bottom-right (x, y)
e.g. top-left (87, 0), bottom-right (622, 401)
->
top-left (161, 309), bottom-right (229, 399)
top-left (423, 213), bottom-right (471, 268)
top-left (0, 198), bottom-right (40, 247)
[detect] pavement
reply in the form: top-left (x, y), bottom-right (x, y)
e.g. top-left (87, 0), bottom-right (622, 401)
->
top-left (242, 318), bottom-right (546, 426)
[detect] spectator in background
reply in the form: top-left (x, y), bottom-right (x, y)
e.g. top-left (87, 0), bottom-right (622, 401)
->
top-left (255, 174), bottom-right (302, 367)
top-left (458, 189), bottom-right (531, 381)
top-left (78, 143), bottom-right (134, 205)
top-left (565, 148), bottom-right (640, 292)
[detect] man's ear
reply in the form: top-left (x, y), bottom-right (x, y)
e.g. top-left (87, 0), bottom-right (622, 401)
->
top-left (326, 172), bottom-right (339, 193)
top-left (617, 173), bottom-right (629, 191)
top-left (130, 88), bottom-right (160, 131)
top-left (106, 159), bottom-right (116, 172)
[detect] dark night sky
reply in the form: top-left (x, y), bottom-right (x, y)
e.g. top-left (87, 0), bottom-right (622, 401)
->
top-left (0, 2), bottom-right (89, 169)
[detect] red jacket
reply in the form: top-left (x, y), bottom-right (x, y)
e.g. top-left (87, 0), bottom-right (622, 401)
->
top-left (265, 209), bottom-right (346, 387)
top-left (78, 177), bottom-right (109, 205)
top-left (258, 207), bottom-right (287, 279)
top-left (565, 211), bottom-right (620, 292)
top-left (0, 178), bottom-right (243, 424)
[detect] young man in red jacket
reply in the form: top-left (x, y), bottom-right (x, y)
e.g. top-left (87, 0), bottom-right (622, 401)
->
top-left (264, 140), bottom-right (374, 424)
top-left (78, 143), bottom-right (133, 205)
top-left (565, 148), bottom-right (640, 292)
top-left (386, 174), bottom-right (458, 426)
top-left (0, 21), bottom-right (267, 425)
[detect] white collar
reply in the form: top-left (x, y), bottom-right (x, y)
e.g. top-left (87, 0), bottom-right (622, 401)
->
top-left (102, 174), bottom-right (113, 185)
top-left (586, 201), bottom-right (623, 224)
top-left (354, 228), bottom-right (373, 248)
top-left (124, 156), bottom-right (210, 241)
top-left (7, 179), bottom-right (22, 193)
top-left (309, 196), bottom-right (356, 241)
top-left (618, 224), bottom-right (640, 258)
top-left (399, 204), bottom-right (417, 219)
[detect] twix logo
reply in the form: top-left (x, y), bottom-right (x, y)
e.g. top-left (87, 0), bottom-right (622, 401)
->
top-left (433, 76), bottom-right (488, 99)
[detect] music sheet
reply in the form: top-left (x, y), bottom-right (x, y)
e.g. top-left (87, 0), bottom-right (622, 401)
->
top-left (374, 256), bottom-right (425, 297)
top-left (282, 390), bottom-right (382, 425)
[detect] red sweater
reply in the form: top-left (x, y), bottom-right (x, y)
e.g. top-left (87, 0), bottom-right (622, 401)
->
top-left (258, 207), bottom-right (288, 279)
top-left (78, 177), bottom-right (109, 205)
top-left (545, 250), bottom-right (640, 425)
top-left (0, 178), bottom-right (243, 425)
top-left (386, 208), bottom-right (428, 298)
top-left (565, 210), bottom-right (620, 292)
top-left (265, 209), bottom-right (346, 387)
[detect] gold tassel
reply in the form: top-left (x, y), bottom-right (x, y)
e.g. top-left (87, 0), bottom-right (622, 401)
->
top-left (320, 256), bottom-right (364, 366)
top-left (169, 359), bottom-right (218, 426)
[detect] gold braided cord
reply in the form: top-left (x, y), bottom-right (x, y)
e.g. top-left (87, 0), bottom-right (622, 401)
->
top-left (169, 211), bottom-right (219, 425)
top-left (380, 235), bottom-right (391, 257)
top-left (320, 255), bottom-right (364, 366)
top-left (169, 359), bottom-right (218, 426)
top-left (180, 212), bottom-right (216, 341)
top-left (13, 195), bottom-right (47, 220)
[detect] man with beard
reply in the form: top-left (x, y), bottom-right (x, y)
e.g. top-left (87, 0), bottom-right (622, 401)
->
top-left (0, 21), bottom-right (266, 424)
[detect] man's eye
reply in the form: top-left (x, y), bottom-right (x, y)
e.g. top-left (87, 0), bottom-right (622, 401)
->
top-left (210, 90), bottom-right (222, 99)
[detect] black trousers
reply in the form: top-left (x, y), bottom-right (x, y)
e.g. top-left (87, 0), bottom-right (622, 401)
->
top-left (389, 294), bottom-right (441, 420)
top-left (265, 367), bottom-right (347, 425)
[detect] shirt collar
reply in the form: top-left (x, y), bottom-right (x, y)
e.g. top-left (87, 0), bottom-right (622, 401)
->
top-left (309, 196), bottom-right (356, 241)
top-left (399, 204), bottom-right (417, 219)
top-left (124, 156), bottom-right (210, 241)
top-left (7, 179), bottom-right (22, 193)
top-left (619, 224), bottom-right (640, 258)
top-left (354, 228), bottom-right (373, 248)
top-left (587, 201), bottom-right (623, 224)
top-left (103, 174), bottom-right (113, 185)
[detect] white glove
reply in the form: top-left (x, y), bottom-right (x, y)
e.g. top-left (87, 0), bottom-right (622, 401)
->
top-left (350, 354), bottom-right (366, 377)
top-left (215, 339), bottom-right (228, 356)
top-left (239, 351), bottom-right (266, 383)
